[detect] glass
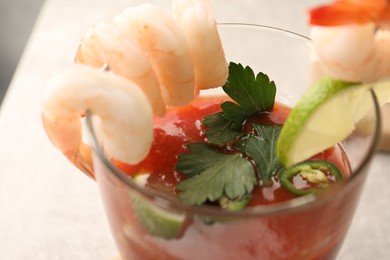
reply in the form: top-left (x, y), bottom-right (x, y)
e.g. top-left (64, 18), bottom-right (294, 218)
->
top-left (81, 24), bottom-right (381, 259)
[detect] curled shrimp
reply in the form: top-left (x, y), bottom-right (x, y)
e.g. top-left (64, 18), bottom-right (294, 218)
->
top-left (76, 1), bottom-right (227, 109)
top-left (113, 4), bottom-right (196, 107)
top-left (308, 0), bottom-right (390, 83)
top-left (172, 0), bottom-right (228, 89)
top-left (43, 0), bottom-right (227, 175)
top-left (74, 21), bottom-right (166, 116)
top-left (42, 64), bottom-right (154, 176)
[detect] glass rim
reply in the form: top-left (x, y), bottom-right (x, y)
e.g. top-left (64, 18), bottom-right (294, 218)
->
top-left (85, 23), bottom-right (382, 218)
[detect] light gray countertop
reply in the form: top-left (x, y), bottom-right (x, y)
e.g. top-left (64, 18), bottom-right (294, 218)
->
top-left (0, 0), bottom-right (389, 259)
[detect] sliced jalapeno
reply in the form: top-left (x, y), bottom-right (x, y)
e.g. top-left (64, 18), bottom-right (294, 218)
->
top-left (279, 160), bottom-right (343, 196)
top-left (219, 195), bottom-right (250, 211)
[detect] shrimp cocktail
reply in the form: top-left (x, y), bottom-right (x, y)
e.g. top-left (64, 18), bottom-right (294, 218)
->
top-left (42, 0), bottom-right (390, 259)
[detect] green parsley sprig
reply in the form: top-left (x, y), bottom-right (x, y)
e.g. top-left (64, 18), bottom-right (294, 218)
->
top-left (175, 62), bottom-right (282, 207)
top-left (176, 143), bottom-right (256, 206)
top-left (222, 62), bottom-right (276, 121)
top-left (204, 63), bottom-right (276, 146)
top-left (236, 125), bottom-right (283, 187)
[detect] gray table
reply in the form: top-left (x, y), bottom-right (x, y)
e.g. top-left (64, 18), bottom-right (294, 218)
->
top-left (0, 0), bottom-right (389, 259)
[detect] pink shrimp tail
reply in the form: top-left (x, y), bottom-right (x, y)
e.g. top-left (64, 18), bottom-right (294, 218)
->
top-left (42, 113), bottom-right (95, 179)
top-left (309, 0), bottom-right (389, 27)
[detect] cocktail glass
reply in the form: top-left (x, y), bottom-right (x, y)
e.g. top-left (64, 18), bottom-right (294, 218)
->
top-left (74, 24), bottom-right (380, 259)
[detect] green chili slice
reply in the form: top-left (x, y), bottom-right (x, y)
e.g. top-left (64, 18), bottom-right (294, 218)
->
top-left (279, 160), bottom-right (343, 196)
top-left (219, 195), bottom-right (250, 211)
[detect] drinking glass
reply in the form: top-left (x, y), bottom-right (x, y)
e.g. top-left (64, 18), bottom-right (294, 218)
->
top-left (78, 24), bottom-right (381, 259)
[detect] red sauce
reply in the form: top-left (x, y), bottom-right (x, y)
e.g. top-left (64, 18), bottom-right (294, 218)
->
top-left (101, 96), bottom-right (362, 260)
top-left (115, 96), bottom-right (228, 193)
top-left (115, 96), bottom-right (350, 205)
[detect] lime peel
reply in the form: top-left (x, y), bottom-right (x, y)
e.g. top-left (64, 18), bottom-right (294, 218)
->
top-left (131, 174), bottom-right (186, 239)
top-left (277, 77), bottom-right (390, 167)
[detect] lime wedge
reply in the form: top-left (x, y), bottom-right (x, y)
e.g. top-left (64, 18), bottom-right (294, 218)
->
top-left (369, 79), bottom-right (390, 106)
top-left (277, 77), bottom-right (390, 167)
top-left (131, 174), bottom-right (186, 239)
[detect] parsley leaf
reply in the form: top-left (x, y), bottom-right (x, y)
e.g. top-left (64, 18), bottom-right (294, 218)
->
top-left (203, 112), bottom-right (241, 146)
top-left (175, 63), bottom-right (281, 208)
top-left (175, 143), bottom-right (256, 206)
top-left (176, 143), bottom-right (226, 177)
top-left (236, 124), bottom-right (283, 186)
top-left (203, 62), bottom-right (277, 146)
top-left (222, 62), bottom-right (276, 121)
top-left (220, 102), bottom-right (247, 128)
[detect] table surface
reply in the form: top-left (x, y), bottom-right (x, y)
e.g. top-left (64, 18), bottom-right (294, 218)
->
top-left (1, 0), bottom-right (389, 259)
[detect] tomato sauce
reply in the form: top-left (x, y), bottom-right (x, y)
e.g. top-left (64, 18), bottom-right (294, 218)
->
top-left (115, 96), bottom-right (350, 205)
top-left (98, 96), bottom-right (365, 260)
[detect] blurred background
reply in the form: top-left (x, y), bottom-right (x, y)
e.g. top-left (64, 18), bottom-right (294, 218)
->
top-left (0, 0), bottom-right (45, 105)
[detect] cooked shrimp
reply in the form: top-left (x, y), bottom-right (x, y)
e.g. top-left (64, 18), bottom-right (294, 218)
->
top-left (309, 0), bottom-right (390, 29)
top-left (309, 0), bottom-right (390, 83)
top-left (172, 0), bottom-right (228, 89)
top-left (43, 0), bottom-right (228, 175)
top-left (42, 64), bottom-right (154, 172)
top-left (113, 4), bottom-right (196, 107)
top-left (74, 21), bottom-right (165, 116)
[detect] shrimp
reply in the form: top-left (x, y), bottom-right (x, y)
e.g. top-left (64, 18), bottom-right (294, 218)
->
top-left (42, 64), bottom-right (154, 176)
top-left (113, 4), bottom-right (196, 107)
top-left (172, 0), bottom-right (228, 89)
top-left (74, 21), bottom-right (166, 116)
top-left (309, 0), bottom-right (390, 28)
top-left (43, 0), bottom-right (228, 175)
top-left (308, 0), bottom-right (390, 83)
